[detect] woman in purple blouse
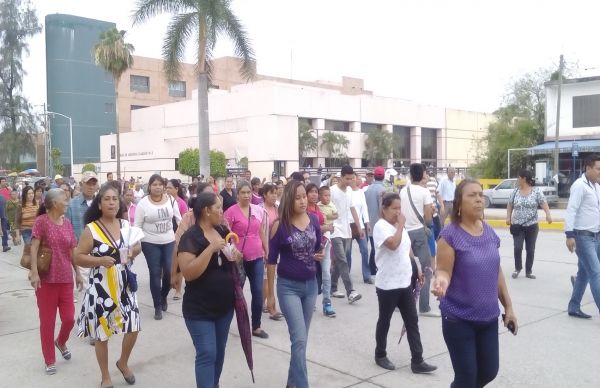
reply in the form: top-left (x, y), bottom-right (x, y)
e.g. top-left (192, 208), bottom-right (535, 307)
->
top-left (433, 179), bottom-right (518, 388)
top-left (267, 180), bottom-right (323, 388)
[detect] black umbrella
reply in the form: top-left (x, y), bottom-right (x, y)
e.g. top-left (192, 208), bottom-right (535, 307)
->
top-left (230, 263), bottom-right (255, 383)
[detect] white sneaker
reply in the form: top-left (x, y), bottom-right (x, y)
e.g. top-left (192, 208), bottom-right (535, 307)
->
top-left (348, 291), bottom-right (362, 304)
top-left (332, 291), bottom-right (345, 298)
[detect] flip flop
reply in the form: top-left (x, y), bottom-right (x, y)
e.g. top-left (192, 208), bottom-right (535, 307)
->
top-left (45, 365), bottom-right (56, 375)
top-left (269, 312), bottom-right (284, 321)
top-left (55, 340), bottom-right (71, 360)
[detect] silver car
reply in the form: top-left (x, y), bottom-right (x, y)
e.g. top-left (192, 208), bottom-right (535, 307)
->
top-left (483, 179), bottom-right (558, 208)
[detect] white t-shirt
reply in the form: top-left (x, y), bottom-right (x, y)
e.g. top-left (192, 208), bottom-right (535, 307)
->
top-left (373, 219), bottom-right (412, 290)
top-left (330, 184), bottom-right (354, 239)
top-left (134, 189), bottom-right (145, 204)
top-left (134, 195), bottom-right (182, 245)
top-left (350, 189), bottom-right (370, 229)
top-left (400, 184), bottom-right (432, 232)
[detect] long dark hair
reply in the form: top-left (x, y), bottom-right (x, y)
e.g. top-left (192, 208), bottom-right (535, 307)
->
top-left (84, 184), bottom-right (126, 224)
top-left (189, 182), bottom-right (212, 209)
top-left (517, 169), bottom-right (535, 187)
top-left (450, 179), bottom-right (483, 224)
top-left (278, 180), bottom-right (305, 232)
top-left (169, 179), bottom-right (186, 200)
top-left (21, 186), bottom-right (35, 207)
top-left (193, 192), bottom-right (218, 222)
top-left (260, 182), bottom-right (277, 199)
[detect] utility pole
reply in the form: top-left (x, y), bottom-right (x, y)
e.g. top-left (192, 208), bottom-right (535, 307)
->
top-left (552, 55), bottom-right (564, 188)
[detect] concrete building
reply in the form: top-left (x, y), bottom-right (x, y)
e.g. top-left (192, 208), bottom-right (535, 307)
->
top-left (99, 78), bottom-right (493, 182)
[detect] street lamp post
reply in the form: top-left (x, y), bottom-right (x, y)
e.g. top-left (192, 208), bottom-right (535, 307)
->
top-left (47, 111), bottom-right (73, 177)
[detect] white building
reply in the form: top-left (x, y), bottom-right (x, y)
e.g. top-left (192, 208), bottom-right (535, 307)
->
top-left (99, 78), bottom-right (494, 182)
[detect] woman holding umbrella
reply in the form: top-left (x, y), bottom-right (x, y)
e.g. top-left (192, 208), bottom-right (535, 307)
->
top-left (177, 191), bottom-right (244, 388)
top-left (267, 180), bottom-right (324, 388)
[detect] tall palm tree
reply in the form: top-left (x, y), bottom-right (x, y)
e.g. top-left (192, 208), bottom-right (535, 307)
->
top-left (133, 0), bottom-right (255, 178)
top-left (363, 127), bottom-right (393, 166)
top-left (93, 27), bottom-right (134, 180)
top-left (298, 120), bottom-right (317, 167)
top-left (320, 131), bottom-right (349, 166)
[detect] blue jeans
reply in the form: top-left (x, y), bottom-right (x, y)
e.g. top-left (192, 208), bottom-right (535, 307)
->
top-left (277, 276), bottom-right (318, 388)
top-left (1, 218), bottom-right (7, 248)
top-left (243, 258), bottom-right (264, 331)
top-left (141, 241), bottom-right (174, 309)
top-left (442, 316), bottom-right (499, 388)
top-left (321, 245), bottom-right (332, 305)
top-left (407, 228), bottom-right (432, 313)
top-left (21, 229), bottom-right (32, 245)
top-left (346, 234), bottom-right (370, 282)
top-left (185, 309), bottom-right (234, 388)
top-left (568, 234), bottom-right (600, 313)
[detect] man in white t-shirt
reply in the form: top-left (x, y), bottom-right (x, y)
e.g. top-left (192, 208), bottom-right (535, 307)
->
top-left (400, 163), bottom-right (435, 316)
top-left (330, 165), bottom-right (362, 304)
top-left (134, 183), bottom-right (145, 204)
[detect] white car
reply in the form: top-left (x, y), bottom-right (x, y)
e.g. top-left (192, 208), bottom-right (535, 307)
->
top-left (483, 179), bottom-right (558, 208)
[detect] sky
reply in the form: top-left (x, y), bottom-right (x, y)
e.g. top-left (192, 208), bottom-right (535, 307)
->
top-left (21, 0), bottom-right (600, 115)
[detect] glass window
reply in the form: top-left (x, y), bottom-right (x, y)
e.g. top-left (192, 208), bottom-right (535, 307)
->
top-left (421, 127), bottom-right (437, 161)
top-left (130, 75), bottom-right (150, 93)
top-left (393, 125), bottom-right (411, 161)
top-left (168, 80), bottom-right (186, 97)
top-left (573, 94), bottom-right (600, 128)
top-left (496, 180), bottom-right (515, 190)
top-left (298, 117), bottom-right (313, 129)
top-left (324, 120), bottom-right (350, 132)
top-left (361, 123), bottom-right (381, 133)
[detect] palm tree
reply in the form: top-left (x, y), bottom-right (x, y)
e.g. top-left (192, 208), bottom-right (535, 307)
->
top-left (93, 27), bottom-right (134, 180)
top-left (363, 127), bottom-right (393, 166)
top-left (133, 0), bottom-right (255, 178)
top-left (320, 131), bottom-right (349, 166)
top-left (298, 120), bottom-right (317, 167)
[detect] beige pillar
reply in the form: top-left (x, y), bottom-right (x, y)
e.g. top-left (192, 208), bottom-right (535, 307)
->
top-left (384, 124), bottom-right (394, 167)
top-left (436, 128), bottom-right (445, 167)
top-left (410, 126), bottom-right (422, 163)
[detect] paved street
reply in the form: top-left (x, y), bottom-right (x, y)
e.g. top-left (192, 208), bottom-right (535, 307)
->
top-left (1, 227), bottom-right (598, 388)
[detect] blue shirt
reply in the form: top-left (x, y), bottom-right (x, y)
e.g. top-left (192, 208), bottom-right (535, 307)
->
top-left (65, 193), bottom-right (91, 241)
top-left (0, 195), bottom-right (6, 220)
top-left (364, 180), bottom-right (387, 236)
top-left (565, 174), bottom-right (600, 237)
top-left (438, 177), bottom-right (456, 201)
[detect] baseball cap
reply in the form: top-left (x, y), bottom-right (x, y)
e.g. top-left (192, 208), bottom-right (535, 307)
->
top-left (81, 171), bottom-right (98, 183)
top-left (373, 166), bottom-right (385, 177)
top-left (54, 174), bottom-right (63, 180)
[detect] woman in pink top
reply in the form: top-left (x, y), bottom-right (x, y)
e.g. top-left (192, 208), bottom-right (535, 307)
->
top-left (261, 183), bottom-right (283, 320)
top-left (123, 188), bottom-right (137, 225)
top-left (29, 189), bottom-right (84, 375)
top-left (224, 181), bottom-right (269, 338)
top-left (167, 179), bottom-right (189, 217)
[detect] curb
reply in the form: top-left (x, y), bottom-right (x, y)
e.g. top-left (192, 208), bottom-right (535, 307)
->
top-left (485, 219), bottom-right (564, 231)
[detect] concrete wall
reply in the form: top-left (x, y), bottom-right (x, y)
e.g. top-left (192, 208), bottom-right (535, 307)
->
top-left (546, 79), bottom-right (600, 140)
top-left (444, 109), bottom-right (495, 167)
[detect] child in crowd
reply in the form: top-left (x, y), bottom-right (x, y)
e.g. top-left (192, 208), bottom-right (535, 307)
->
top-left (318, 186), bottom-right (338, 317)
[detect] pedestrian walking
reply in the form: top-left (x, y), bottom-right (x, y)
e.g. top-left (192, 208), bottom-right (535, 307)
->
top-left (565, 154), bottom-right (600, 319)
top-left (261, 182), bottom-right (283, 321)
top-left (347, 174), bottom-right (372, 284)
top-left (268, 180), bottom-right (324, 388)
top-left (318, 185), bottom-right (337, 317)
top-left (438, 167), bottom-right (456, 224)
top-left (365, 166), bottom-right (388, 277)
top-left (506, 169), bottom-right (552, 279)
top-left (373, 192), bottom-right (437, 375)
top-left (433, 179), bottom-right (518, 388)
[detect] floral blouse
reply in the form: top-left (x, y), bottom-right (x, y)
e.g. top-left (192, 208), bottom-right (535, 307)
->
top-left (509, 188), bottom-right (546, 226)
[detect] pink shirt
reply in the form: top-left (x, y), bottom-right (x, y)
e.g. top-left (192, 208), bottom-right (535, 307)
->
top-left (127, 203), bottom-right (137, 225)
top-left (176, 197), bottom-right (189, 216)
top-left (224, 204), bottom-right (265, 261)
top-left (32, 214), bottom-right (77, 283)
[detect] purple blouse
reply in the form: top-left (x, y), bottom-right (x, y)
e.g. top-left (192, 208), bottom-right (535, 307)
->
top-left (268, 213), bottom-right (322, 281)
top-left (439, 222), bottom-right (501, 322)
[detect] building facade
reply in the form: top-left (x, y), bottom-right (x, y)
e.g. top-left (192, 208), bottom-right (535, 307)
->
top-left (98, 79), bottom-right (493, 182)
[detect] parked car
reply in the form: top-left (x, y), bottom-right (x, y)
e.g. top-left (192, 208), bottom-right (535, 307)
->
top-left (483, 178), bottom-right (559, 208)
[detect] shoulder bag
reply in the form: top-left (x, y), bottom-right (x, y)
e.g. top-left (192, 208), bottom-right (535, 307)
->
top-left (407, 186), bottom-right (433, 238)
top-left (20, 222), bottom-right (53, 274)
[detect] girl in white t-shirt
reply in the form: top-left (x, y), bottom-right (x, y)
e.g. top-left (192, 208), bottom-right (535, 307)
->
top-left (372, 193), bottom-right (437, 374)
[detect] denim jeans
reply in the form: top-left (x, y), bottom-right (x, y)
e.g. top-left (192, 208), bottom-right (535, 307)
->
top-left (321, 245), bottom-right (332, 305)
top-left (368, 236), bottom-right (377, 276)
top-left (512, 223), bottom-right (539, 274)
top-left (277, 276), bottom-right (318, 388)
top-left (1, 218), bottom-right (7, 248)
top-left (442, 316), bottom-right (499, 388)
top-left (185, 309), bottom-right (234, 388)
top-left (375, 287), bottom-right (423, 364)
top-left (331, 238), bottom-right (354, 295)
top-left (243, 258), bottom-right (264, 331)
top-left (346, 233), bottom-right (371, 282)
top-left (568, 234), bottom-right (600, 313)
top-left (21, 228), bottom-right (32, 245)
top-left (141, 241), bottom-right (174, 309)
top-left (407, 228), bottom-right (432, 312)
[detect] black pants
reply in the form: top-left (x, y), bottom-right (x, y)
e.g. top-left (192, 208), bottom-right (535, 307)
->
top-left (512, 223), bottom-right (539, 274)
top-left (375, 286), bottom-right (423, 364)
top-left (368, 236), bottom-right (377, 276)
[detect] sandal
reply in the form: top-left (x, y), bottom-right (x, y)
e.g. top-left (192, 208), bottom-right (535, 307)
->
top-left (116, 361), bottom-right (136, 385)
top-left (45, 364), bottom-right (57, 375)
top-left (55, 340), bottom-right (71, 360)
top-left (269, 312), bottom-right (284, 321)
top-left (262, 306), bottom-right (269, 314)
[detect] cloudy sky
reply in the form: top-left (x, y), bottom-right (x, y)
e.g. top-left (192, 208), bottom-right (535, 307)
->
top-left (22, 0), bottom-right (600, 114)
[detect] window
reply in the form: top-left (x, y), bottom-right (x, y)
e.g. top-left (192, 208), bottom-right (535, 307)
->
top-left (104, 102), bottom-right (114, 113)
top-left (168, 80), bottom-right (186, 97)
top-left (421, 127), bottom-right (437, 161)
top-left (298, 117), bottom-right (313, 129)
top-left (110, 145), bottom-right (116, 160)
top-left (130, 75), bottom-right (150, 93)
top-left (361, 122), bottom-right (381, 133)
top-left (130, 105), bottom-right (149, 110)
top-left (393, 125), bottom-right (411, 161)
top-left (324, 120), bottom-right (350, 132)
top-left (573, 94), bottom-right (600, 128)
top-left (496, 180), bottom-right (516, 190)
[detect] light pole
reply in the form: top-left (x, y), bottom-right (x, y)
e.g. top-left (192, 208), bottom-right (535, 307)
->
top-left (46, 111), bottom-right (73, 177)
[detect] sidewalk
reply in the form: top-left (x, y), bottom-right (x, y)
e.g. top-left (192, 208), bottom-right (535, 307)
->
top-left (484, 208), bottom-right (565, 231)
top-left (1, 227), bottom-right (598, 387)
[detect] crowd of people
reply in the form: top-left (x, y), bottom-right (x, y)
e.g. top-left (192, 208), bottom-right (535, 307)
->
top-left (7, 159), bottom-right (579, 388)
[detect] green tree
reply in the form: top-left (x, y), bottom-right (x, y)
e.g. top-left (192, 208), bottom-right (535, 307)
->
top-left (93, 27), bottom-right (134, 180)
top-left (363, 127), bottom-right (393, 166)
top-left (178, 147), bottom-right (199, 177)
top-left (81, 163), bottom-right (96, 173)
top-left (321, 131), bottom-right (349, 165)
top-left (50, 147), bottom-right (63, 175)
top-left (0, 0), bottom-right (41, 168)
top-left (210, 149), bottom-right (226, 177)
top-left (298, 120), bottom-right (317, 167)
top-left (238, 156), bottom-right (248, 168)
top-left (133, 0), bottom-right (255, 179)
